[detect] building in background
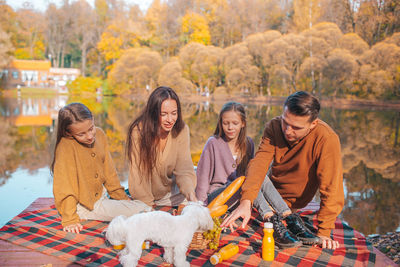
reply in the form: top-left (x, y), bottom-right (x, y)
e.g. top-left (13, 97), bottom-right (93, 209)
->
top-left (0, 59), bottom-right (80, 92)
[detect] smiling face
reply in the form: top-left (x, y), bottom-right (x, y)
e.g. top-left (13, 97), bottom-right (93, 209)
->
top-left (281, 106), bottom-right (317, 143)
top-left (221, 110), bottom-right (245, 143)
top-left (159, 98), bottom-right (178, 136)
top-left (68, 119), bottom-right (96, 146)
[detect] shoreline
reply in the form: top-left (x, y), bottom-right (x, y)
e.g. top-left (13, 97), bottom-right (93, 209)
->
top-left (367, 231), bottom-right (400, 264)
top-left (186, 94), bottom-right (400, 110)
top-left (2, 88), bottom-right (400, 110)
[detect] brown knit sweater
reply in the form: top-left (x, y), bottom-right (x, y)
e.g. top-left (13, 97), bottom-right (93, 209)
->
top-left (53, 127), bottom-right (128, 227)
top-left (241, 116), bottom-right (344, 237)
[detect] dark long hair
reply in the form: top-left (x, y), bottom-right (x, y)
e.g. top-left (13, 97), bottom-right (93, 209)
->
top-left (126, 86), bottom-right (185, 178)
top-left (50, 103), bottom-right (93, 175)
top-left (284, 91), bottom-right (320, 122)
top-left (214, 101), bottom-right (251, 176)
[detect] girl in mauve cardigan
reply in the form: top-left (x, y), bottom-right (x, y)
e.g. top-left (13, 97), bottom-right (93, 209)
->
top-left (196, 102), bottom-right (292, 217)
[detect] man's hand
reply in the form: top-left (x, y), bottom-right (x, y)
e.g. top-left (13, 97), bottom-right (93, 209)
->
top-left (318, 235), bottom-right (339, 249)
top-left (221, 199), bottom-right (252, 232)
top-left (63, 223), bottom-right (83, 233)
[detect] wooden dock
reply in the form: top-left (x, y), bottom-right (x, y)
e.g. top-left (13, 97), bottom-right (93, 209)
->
top-left (0, 198), bottom-right (396, 266)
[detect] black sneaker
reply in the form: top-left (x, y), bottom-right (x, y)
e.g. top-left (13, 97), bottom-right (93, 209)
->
top-left (285, 213), bottom-right (320, 245)
top-left (301, 215), bottom-right (318, 234)
top-left (267, 213), bottom-right (302, 248)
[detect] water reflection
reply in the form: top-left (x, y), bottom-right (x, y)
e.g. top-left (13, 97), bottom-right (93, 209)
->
top-left (0, 95), bottom-right (399, 235)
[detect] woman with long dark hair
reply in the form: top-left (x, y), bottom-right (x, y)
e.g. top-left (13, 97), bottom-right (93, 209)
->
top-left (126, 86), bottom-right (197, 206)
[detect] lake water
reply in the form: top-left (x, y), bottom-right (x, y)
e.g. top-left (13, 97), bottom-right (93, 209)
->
top-left (0, 94), bottom-right (399, 236)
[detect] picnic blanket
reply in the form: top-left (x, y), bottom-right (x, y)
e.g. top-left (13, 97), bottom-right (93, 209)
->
top-left (0, 204), bottom-right (375, 266)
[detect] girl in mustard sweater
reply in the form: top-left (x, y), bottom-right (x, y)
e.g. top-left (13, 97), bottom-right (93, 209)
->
top-left (51, 103), bottom-right (151, 233)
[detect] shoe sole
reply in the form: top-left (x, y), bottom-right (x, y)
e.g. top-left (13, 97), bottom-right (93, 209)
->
top-left (275, 241), bottom-right (302, 249)
top-left (298, 237), bottom-right (320, 245)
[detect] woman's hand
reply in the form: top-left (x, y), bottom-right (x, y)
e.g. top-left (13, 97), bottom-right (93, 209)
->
top-left (63, 223), bottom-right (83, 233)
top-left (188, 191), bottom-right (198, 202)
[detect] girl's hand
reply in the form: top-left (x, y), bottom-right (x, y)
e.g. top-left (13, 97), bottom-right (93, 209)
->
top-left (63, 223), bottom-right (83, 233)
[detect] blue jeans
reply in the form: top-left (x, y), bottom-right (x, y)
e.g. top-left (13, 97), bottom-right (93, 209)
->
top-left (253, 175), bottom-right (290, 218)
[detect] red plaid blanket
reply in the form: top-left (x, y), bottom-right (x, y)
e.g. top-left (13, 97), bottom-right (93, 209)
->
top-left (0, 204), bottom-right (375, 266)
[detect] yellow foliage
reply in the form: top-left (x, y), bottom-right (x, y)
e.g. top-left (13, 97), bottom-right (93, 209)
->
top-left (67, 76), bottom-right (102, 95)
top-left (181, 12), bottom-right (211, 45)
top-left (14, 48), bottom-right (30, 59)
top-left (97, 23), bottom-right (141, 63)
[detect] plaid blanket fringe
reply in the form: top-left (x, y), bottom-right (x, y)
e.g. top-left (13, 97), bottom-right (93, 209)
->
top-left (0, 205), bottom-right (375, 267)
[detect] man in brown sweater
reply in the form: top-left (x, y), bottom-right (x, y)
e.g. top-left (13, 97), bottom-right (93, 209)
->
top-left (222, 91), bottom-right (344, 250)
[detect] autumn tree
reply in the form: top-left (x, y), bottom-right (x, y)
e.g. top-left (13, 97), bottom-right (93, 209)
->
top-left (358, 41), bottom-right (400, 99)
top-left (319, 0), bottom-right (356, 33)
top-left (181, 12), bottom-right (211, 45)
top-left (45, 3), bottom-right (73, 67)
top-left (97, 19), bottom-right (143, 71)
top-left (339, 33), bottom-right (369, 56)
top-left (291, 0), bottom-right (322, 32)
top-left (0, 27), bottom-right (13, 69)
top-left (322, 48), bottom-right (358, 97)
top-left (158, 59), bottom-right (195, 94)
top-left (108, 48), bottom-right (163, 95)
top-left (191, 45), bottom-right (224, 93)
top-left (224, 43), bottom-right (261, 95)
top-left (245, 30), bottom-right (282, 95)
top-left (69, 0), bottom-right (97, 76)
top-left (179, 42), bottom-right (207, 86)
top-left (355, 0), bottom-right (400, 45)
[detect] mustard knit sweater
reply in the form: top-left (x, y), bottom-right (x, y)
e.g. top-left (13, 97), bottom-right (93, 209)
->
top-left (53, 127), bottom-right (128, 227)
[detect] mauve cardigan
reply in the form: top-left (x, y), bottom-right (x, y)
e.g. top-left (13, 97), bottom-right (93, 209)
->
top-left (195, 136), bottom-right (254, 203)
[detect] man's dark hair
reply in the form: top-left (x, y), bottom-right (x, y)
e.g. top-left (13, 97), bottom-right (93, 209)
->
top-left (284, 91), bottom-right (320, 122)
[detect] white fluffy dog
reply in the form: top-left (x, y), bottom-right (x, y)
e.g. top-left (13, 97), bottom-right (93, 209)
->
top-left (105, 201), bottom-right (214, 267)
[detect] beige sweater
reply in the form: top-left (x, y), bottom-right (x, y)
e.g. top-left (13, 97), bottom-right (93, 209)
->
top-left (53, 127), bottom-right (128, 227)
top-left (242, 117), bottom-right (344, 237)
top-left (128, 124), bottom-right (197, 206)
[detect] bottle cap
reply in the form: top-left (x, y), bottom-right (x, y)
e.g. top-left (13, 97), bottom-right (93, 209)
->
top-left (264, 222), bottom-right (273, 229)
top-left (210, 254), bottom-right (220, 265)
top-left (142, 241), bottom-right (150, 249)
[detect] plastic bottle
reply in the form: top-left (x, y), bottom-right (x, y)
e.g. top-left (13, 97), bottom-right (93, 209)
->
top-left (262, 222), bottom-right (275, 261)
top-left (210, 243), bottom-right (239, 265)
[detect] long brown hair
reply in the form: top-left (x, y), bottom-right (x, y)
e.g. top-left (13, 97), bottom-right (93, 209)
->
top-left (126, 86), bottom-right (185, 178)
top-left (50, 103), bottom-right (93, 175)
top-left (214, 101), bottom-right (250, 176)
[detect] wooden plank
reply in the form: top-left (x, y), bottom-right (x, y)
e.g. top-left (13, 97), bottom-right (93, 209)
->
top-left (0, 198), bottom-right (79, 267)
